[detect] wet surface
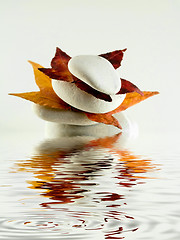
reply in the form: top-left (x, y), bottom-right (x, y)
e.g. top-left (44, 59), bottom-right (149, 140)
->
top-left (0, 131), bottom-right (180, 239)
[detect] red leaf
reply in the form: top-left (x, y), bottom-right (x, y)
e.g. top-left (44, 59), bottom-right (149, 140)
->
top-left (39, 47), bottom-right (74, 82)
top-left (117, 79), bottom-right (144, 95)
top-left (9, 91), bottom-right (72, 110)
top-left (74, 79), bottom-right (112, 102)
top-left (38, 68), bottom-right (73, 82)
top-left (39, 48), bottom-right (113, 102)
top-left (51, 47), bottom-right (71, 70)
top-left (100, 49), bottom-right (127, 69)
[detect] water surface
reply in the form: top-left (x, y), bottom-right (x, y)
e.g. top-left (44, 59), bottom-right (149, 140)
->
top-left (0, 131), bottom-right (180, 240)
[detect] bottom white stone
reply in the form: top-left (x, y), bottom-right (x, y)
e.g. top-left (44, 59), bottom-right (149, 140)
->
top-left (33, 103), bottom-right (97, 125)
top-left (32, 103), bottom-right (138, 140)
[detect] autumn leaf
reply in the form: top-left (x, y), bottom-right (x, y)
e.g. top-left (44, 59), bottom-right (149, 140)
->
top-left (38, 48), bottom-right (113, 102)
top-left (117, 79), bottom-right (144, 96)
top-left (111, 91), bottom-right (159, 114)
top-left (85, 91), bottom-right (159, 128)
top-left (9, 61), bottom-right (73, 110)
top-left (39, 48), bottom-right (142, 102)
top-left (85, 112), bottom-right (122, 129)
top-left (10, 60), bottom-right (159, 128)
top-left (9, 91), bottom-right (72, 110)
top-left (39, 47), bottom-right (74, 82)
top-left (10, 90), bottom-right (159, 129)
top-left (100, 49), bottom-right (127, 69)
top-left (9, 47), bottom-right (159, 130)
top-left (28, 59), bottom-right (111, 106)
top-left (51, 47), bottom-right (71, 70)
top-left (28, 61), bottom-right (52, 91)
top-left (74, 79), bottom-right (112, 102)
top-left (38, 48), bottom-right (143, 102)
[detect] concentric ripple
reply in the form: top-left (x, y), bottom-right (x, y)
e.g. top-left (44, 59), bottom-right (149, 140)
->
top-left (1, 133), bottom-right (180, 239)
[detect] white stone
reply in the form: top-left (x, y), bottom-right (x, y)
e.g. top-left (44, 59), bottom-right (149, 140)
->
top-left (33, 104), bottom-right (137, 141)
top-left (34, 110), bottom-right (135, 142)
top-left (33, 103), bottom-right (97, 125)
top-left (68, 55), bottom-right (121, 95)
top-left (52, 80), bottom-right (126, 114)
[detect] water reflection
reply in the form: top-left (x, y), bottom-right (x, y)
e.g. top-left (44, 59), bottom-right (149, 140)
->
top-left (12, 133), bottom-right (157, 239)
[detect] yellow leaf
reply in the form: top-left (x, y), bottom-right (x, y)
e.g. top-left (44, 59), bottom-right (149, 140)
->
top-left (9, 91), bottom-right (71, 110)
top-left (10, 61), bottom-right (74, 110)
top-left (28, 61), bottom-right (52, 91)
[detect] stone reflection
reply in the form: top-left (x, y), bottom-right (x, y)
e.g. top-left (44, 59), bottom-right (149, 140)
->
top-left (14, 132), bottom-right (157, 238)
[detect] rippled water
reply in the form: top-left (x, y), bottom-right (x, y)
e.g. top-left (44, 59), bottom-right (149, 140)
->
top-left (1, 130), bottom-right (180, 240)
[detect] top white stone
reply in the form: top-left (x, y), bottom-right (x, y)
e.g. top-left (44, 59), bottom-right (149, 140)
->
top-left (68, 55), bottom-right (121, 95)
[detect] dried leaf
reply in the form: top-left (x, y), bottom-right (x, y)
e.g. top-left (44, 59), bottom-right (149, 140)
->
top-left (85, 112), bottom-right (122, 129)
top-left (9, 47), bottom-right (159, 130)
top-left (39, 48), bottom-right (113, 102)
top-left (100, 49), bottom-right (127, 69)
top-left (74, 79), bottom-right (112, 102)
top-left (9, 91), bottom-right (72, 110)
top-left (28, 61), bottom-right (52, 91)
top-left (10, 60), bottom-right (76, 110)
top-left (39, 47), bottom-right (74, 82)
top-left (51, 47), bottom-right (71, 70)
top-left (38, 67), bottom-right (74, 82)
top-left (111, 91), bottom-right (159, 114)
top-left (85, 91), bottom-right (159, 128)
top-left (117, 79), bottom-right (144, 95)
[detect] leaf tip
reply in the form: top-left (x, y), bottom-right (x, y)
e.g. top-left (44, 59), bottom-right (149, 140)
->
top-left (28, 60), bottom-right (37, 66)
top-left (56, 46), bottom-right (60, 52)
top-left (147, 91), bottom-right (160, 97)
top-left (117, 123), bottom-right (122, 130)
top-left (8, 93), bottom-right (21, 97)
top-left (28, 60), bottom-right (32, 64)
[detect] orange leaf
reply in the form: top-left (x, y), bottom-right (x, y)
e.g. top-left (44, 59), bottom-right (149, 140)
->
top-left (85, 112), bottom-right (122, 129)
top-left (85, 91), bottom-right (159, 128)
top-left (9, 91), bottom-right (72, 110)
top-left (35, 56), bottom-right (111, 105)
top-left (10, 60), bottom-right (75, 110)
top-left (111, 91), bottom-right (159, 114)
top-left (9, 48), bottom-right (159, 130)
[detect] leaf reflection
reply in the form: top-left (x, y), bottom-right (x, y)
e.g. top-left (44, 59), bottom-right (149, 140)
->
top-left (13, 133), bottom-right (157, 238)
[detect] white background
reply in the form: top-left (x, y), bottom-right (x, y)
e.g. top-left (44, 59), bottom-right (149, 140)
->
top-left (0, 3), bottom-right (180, 239)
top-left (0, 0), bottom-right (180, 135)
